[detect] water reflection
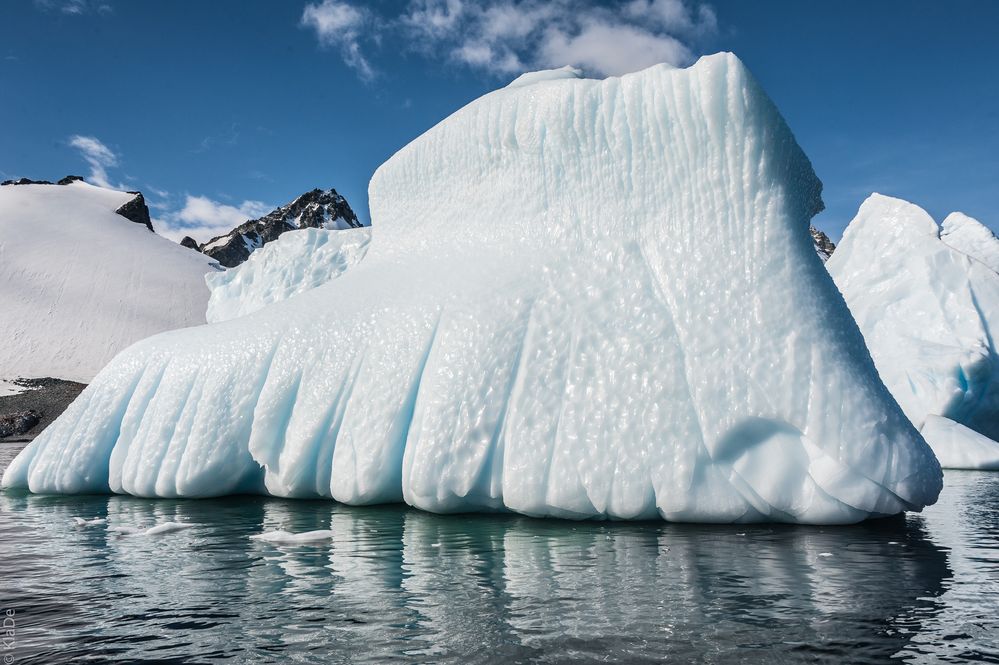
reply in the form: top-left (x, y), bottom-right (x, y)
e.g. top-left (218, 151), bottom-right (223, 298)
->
top-left (0, 482), bottom-right (975, 664)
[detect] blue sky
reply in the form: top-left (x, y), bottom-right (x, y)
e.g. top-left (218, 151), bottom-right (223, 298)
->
top-left (1, 0), bottom-right (996, 242)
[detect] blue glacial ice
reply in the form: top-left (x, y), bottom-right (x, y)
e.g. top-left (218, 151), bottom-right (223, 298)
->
top-left (2, 53), bottom-right (942, 523)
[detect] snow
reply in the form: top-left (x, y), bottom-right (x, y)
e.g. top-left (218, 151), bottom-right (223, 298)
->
top-left (1, 53), bottom-right (942, 524)
top-left (506, 65), bottom-right (583, 89)
top-left (826, 194), bottom-right (999, 442)
top-left (920, 415), bottom-right (999, 470)
top-left (940, 211), bottom-right (999, 273)
top-left (0, 180), bottom-right (220, 383)
top-left (0, 379), bottom-right (34, 398)
top-left (206, 227), bottom-right (371, 323)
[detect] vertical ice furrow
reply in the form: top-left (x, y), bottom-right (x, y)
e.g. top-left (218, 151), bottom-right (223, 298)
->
top-left (314, 347), bottom-right (368, 497)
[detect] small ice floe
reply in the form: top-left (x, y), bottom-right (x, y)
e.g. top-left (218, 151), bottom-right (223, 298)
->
top-left (143, 522), bottom-right (197, 536)
top-left (108, 522), bottom-right (197, 536)
top-left (818, 552), bottom-right (834, 557)
top-left (250, 529), bottom-right (335, 544)
top-left (888, 541), bottom-right (900, 545)
top-left (72, 517), bottom-right (107, 527)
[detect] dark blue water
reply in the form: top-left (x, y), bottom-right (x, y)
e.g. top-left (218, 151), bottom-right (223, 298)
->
top-left (1, 440), bottom-right (997, 664)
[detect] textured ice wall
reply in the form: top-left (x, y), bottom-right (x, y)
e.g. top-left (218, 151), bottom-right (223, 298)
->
top-left (206, 227), bottom-right (371, 323)
top-left (827, 194), bottom-right (999, 443)
top-left (3, 54), bottom-right (941, 523)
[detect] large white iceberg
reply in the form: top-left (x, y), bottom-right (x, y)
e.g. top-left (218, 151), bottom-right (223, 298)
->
top-left (920, 416), bottom-right (999, 471)
top-left (827, 194), bottom-right (999, 465)
top-left (2, 54), bottom-right (942, 523)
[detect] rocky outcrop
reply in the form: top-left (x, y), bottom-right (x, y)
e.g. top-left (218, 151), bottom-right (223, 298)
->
top-left (180, 236), bottom-right (200, 250)
top-left (810, 226), bottom-right (836, 262)
top-left (1, 177), bottom-right (53, 186)
top-left (194, 188), bottom-right (364, 268)
top-left (0, 378), bottom-right (86, 441)
top-left (115, 191), bottom-right (154, 232)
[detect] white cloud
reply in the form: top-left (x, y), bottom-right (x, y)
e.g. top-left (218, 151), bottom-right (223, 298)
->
top-left (538, 21), bottom-right (691, 77)
top-left (300, 0), bottom-right (375, 81)
top-left (155, 196), bottom-right (272, 243)
top-left (68, 134), bottom-right (119, 189)
top-left (301, 0), bottom-right (718, 80)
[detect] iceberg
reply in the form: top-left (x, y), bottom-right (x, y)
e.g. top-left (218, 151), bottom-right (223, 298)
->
top-left (206, 227), bottom-right (372, 323)
top-left (920, 415), bottom-right (999, 471)
top-left (2, 53), bottom-right (942, 523)
top-left (826, 194), bottom-right (999, 458)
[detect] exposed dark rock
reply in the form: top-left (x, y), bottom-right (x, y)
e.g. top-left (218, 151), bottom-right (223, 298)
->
top-left (810, 226), bottom-right (837, 262)
top-left (115, 192), bottom-right (154, 232)
top-left (180, 236), bottom-right (200, 250)
top-left (197, 188), bottom-right (364, 268)
top-left (0, 411), bottom-right (39, 439)
top-left (1, 177), bottom-right (53, 186)
top-left (0, 378), bottom-right (86, 441)
top-left (57, 175), bottom-right (85, 185)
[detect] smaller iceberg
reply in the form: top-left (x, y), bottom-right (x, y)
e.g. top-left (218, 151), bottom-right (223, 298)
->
top-left (827, 194), bottom-right (999, 468)
top-left (921, 416), bottom-right (999, 471)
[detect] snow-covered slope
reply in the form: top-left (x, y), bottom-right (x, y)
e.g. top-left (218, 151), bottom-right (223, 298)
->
top-left (3, 54), bottom-right (941, 523)
top-left (0, 180), bottom-right (219, 383)
top-left (827, 194), bottom-right (999, 447)
top-left (206, 227), bottom-right (372, 323)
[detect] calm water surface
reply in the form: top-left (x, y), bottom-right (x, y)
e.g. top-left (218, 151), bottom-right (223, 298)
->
top-left (1, 441), bottom-right (997, 664)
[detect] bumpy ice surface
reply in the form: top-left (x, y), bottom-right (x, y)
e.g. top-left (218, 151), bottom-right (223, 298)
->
top-left (206, 227), bottom-right (372, 323)
top-left (827, 195), bottom-right (999, 445)
top-left (3, 54), bottom-right (942, 523)
top-left (0, 181), bottom-right (219, 382)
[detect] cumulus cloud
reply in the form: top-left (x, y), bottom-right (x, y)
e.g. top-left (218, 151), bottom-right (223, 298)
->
top-left (68, 135), bottom-right (119, 189)
top-left (300, 0), bottom-right (718, 80)
top-left (300, 0), bottom-right (375, 81)
top-left (155, 196), bottom-right (273, 243)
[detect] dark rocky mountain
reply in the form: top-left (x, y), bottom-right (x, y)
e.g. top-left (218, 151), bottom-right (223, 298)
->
top-left (114, 191), bottom-right (154, 231)
top-left (810, 226), bottom-right (837, 262)
top-left (191, 188), bottom-right (364, 268)
top-left (1, 175), bottom-right (154, 232)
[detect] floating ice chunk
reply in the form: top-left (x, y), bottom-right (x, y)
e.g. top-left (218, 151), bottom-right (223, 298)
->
top-left (250, 529), bottom-right (335, 543)
top-left (205, 227), bottom-right (372, 323)
top-left (143, 521), bottom-right (197, 535)
top-left (921, 415), bottom-right (999, 470)
top-left (72, 517), bottom-right (106, 527)
top-left (827, 195), bottom-right (999, 441)
top-left (2, 53), bottom-right (941, 524)
top-left (108, 522), bottom-right (197, 536)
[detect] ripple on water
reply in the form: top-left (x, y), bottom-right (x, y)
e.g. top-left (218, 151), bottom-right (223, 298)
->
top-left (0, 442), bottom-right (997, 664)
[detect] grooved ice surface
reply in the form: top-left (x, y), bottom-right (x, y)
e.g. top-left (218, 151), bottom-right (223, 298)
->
top-left (0, 180), bottom-right (219, 382)
top-left (206, 227), bottom-right (372, 323)
top-left (827, 194), bottom-right (999, 445)
top-left (2, 54), bottom-right (942, 523)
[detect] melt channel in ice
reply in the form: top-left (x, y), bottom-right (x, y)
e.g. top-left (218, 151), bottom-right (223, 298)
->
top-left (827, 194), bottom-right (999, 468)
top-left (2, 53), bottom-right (942, 523)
